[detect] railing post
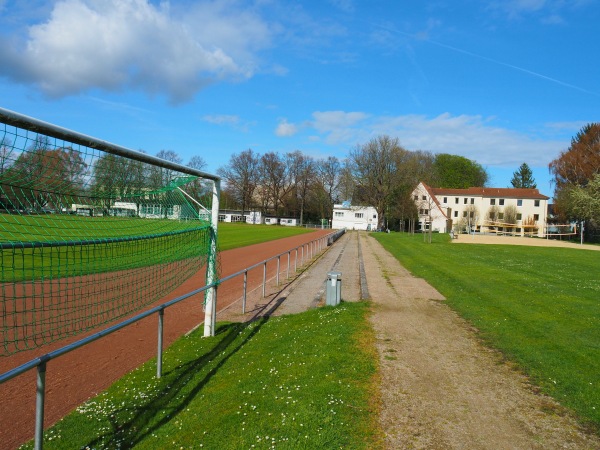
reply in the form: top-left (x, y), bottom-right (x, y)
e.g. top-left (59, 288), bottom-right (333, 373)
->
top-left (157, 308), bottom-right (164, 379)
top-left (276, 256), bottom-right (280, 286)
top-left (262, 262), bottom-right (267, 297)
top-left (242, 270), bottom-right (248, 314)
top-left (295, 248), bottom-right (298, 272)
top-left (287, 251), bottom-right (290, 280)
top-left (301, 245), bottom-right (304, 266)
top-left (35, 361), bottom-right (47, 450)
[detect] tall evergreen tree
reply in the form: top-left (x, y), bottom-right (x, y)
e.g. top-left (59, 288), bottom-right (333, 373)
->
top-left (510, 163), bottom-right (537, 188)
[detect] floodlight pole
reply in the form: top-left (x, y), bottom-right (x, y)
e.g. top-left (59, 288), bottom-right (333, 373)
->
top-left (204, 179), bottom-right (221, 337)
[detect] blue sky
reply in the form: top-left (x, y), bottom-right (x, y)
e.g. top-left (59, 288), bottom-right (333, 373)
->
top-left (1, 0), bottom-right (598, 197)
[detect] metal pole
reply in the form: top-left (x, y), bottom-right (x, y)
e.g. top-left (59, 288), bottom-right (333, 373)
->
top-left (294, 248), bottom-right (298, 272)
top-left (301, 245), bottom-right (304, 266)
top-left (242, 270), bottom-right (248, 314)
top-left (211, 286), bottom-right (218, 331)
top-left (157, 308), bottom-right (164, 379)
top-left (35, 361), bottom-right (47, 450)
top-left (262, 262), bottom-right (267, 297)
top-left (276, 256), bottom-right (280, 286)
top-left (287, 251), bottom-right (290, 279)
top-left (204, 179), bottom-right (221, 337)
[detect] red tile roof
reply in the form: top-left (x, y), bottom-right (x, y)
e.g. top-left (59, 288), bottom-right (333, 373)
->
top-left (426, 185), bottom-right (550, 200)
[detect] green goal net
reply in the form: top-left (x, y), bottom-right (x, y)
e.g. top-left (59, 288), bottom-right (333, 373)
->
top-left (0, 113), bottom-right (217, 355)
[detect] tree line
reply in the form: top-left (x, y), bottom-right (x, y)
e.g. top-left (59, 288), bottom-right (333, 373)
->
top-left (0, 136), bottom-right (210, 215)
top-left (11, 126), bottom-right (593, 238)
top-left (217, 136), bottom-right (489, 228)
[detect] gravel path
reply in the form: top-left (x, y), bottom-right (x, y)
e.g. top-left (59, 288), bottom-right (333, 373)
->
top-left (360, 233), bottom-right (600, 449)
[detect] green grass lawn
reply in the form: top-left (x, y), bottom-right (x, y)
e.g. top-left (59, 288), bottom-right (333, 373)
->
top-left (0, 218), bottom-right (314, 281)
top-left (216, 222), bottom-right (313, 251)
top-left (22, 302), bottom-right (380, 450)
top-left (372, 232), bottom-right (600, 430)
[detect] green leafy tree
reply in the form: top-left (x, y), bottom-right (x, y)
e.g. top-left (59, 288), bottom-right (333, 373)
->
top-left (510, 163), bottom-right (537, 188)
top-left (569, 174), bottom-right (600, 225)
top-left (433, 154), bottom-right (488, 188)
top-left (549, 123), bottom-right (600, 241)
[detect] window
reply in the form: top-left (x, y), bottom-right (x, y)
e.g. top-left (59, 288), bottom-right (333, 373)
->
top-left (334, 211), bottom-right (343, 217)
top-left (499, 213), bottom-right (504, 220)
top-left (373, 214), bottom-right (377, 219)
top-left (464, 198), bottom-right (468, 204)
top-left (355, 213), bottom-right (363, 218)
top-left (422, 195), bottom-right (427, 200)
top-left (470, 198), bottom-right (475, 204)
top-left (424, 209), bottom-right (429, 215)
top-left (490, 199), bottom-right (496, 205)
top-left (443, 197), bottom-right (447, 203)
top-left (517, 213), bottom-right (522, 220)
top-left (414, 195), bottom-right (418, 201)
top-left (534, 200), bottom-right (540, 207)
top-left (454, 211), bottom-right (458, 218)
top-left (463, 211), bottom-right (467, 217)
top-left (499, 199), bottom-right (505, 206)
top-left (517, 199), bottom-right (523, 207)
top-left (455, 197), bottom-right (459, 204)
top-left (534, 214), bottom-right (539, 221)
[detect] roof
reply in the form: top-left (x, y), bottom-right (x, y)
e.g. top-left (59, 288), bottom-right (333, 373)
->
top-left (420, 183), bottom-right (448, 219)
top-left (426, 185), bottom-right (550, 200)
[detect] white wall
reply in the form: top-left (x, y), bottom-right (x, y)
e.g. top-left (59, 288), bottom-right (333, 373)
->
top-left (332, 205), bottom-right (378, 230)
top-left (411, 183), bottom-right (549, 236)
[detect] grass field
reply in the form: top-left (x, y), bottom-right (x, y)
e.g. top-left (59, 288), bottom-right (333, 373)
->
top-left (21, 302), bottom-right (380, 450)
top-left (216, 222), bottom-right (314, 251)
top-left (372, 232), bottom-right (600, 430)
top-left (0, 218), bottom-right (314, 281)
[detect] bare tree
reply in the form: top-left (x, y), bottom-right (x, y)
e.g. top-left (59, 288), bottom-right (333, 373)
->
top-left (317, 156), bottom-right (341, 208)
top-left (348, 135), bottom-right (409, 228)
top-left (287, 151), bottom-right (316, 225)
top-left (217, 149), bottom-right (260, 218)
top-left (0, 137), bottom-right (15, 176)
top-left (153, 149), bottom-right (183, 187)
top-left (259, 152), bottom-right (292, 218)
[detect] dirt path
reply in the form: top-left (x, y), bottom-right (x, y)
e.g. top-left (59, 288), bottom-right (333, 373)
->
top-left (360, 233), bottom-right (600, 449)
top-left (452, 233), bottom-right (600, 251)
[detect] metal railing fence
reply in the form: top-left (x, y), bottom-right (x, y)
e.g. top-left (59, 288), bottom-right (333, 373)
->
top-left (0, 229), bottom-right (341, 450)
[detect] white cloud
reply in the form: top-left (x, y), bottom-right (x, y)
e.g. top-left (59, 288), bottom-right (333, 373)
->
top-left (328, 0), bottom-right (355, 13)
top-left (305, 110), bottom-right (567, 167)
top-left (203, 114), bottom-right (240, 126)
top-left (275, 119), bottom-right (299, 137)
top-left (488, 0), bottom-right (589, 22)
top-left (203, 114), bottom-right (255, 132)
top-left (310, 111), bottom-right (369, 144)
top-left (0, 0), bottom-right (271, 103)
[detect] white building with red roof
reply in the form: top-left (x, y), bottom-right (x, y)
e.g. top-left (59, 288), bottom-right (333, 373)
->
top-left (411, 182), bottom-right (550, 237)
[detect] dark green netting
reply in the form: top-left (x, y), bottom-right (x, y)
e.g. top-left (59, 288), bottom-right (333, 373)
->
top-left (0, 123), bottom-right (213, 355)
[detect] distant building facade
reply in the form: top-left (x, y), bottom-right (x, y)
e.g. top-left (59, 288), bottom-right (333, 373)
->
top-left (412, 182), bottom-right (550, 237)
top-left (331, 203), bottom-right (378, 231)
